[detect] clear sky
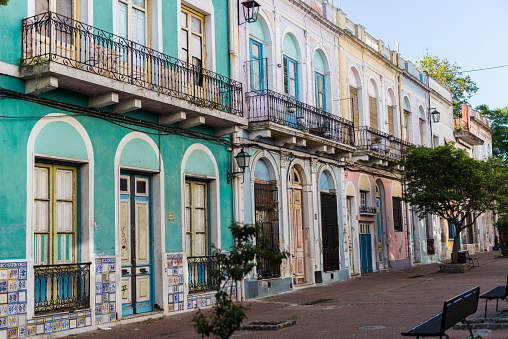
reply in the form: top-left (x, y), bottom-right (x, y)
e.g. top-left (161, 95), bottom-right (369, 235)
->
top-left (331, 0), bottom-right (508, 109)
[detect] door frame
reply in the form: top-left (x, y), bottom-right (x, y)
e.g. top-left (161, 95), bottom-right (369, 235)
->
top-left (120, 171), bottom-right (155, 316)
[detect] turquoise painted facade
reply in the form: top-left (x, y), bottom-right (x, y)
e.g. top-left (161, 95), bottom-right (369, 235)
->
top-left (0, 0), bottom-right (240, 335)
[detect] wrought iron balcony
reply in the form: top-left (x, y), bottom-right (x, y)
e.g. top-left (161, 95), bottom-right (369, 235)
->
top-left (322, 245), bottom-right (340, 272)
top-left (246, 90), bottom-right (355, 147)
top-left (188, 256), bottom-right (219, 293)
top-left (34, 262), bottom-right (91, 314)
top-left (21, 12), bottom-right (243, 118)
top-left (359, 205), bottom-right (377, 215)
top-left (257, 248), bottom-right (282, 280)
top-left (355, 126), bottom-right (411, 160)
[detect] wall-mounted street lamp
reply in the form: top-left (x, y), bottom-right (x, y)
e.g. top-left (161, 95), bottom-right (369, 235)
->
top-left (227, 148), bottom-right (251, 184)
top-left (430, 109), bottom-right (440, 123)
top-left (239, 0), bottom-right (261, 24)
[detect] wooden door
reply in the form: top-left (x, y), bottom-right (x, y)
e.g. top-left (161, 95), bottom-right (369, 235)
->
top-left (120, 173), bottom-right (153, 315)
top-left (290, 167), bottom-right (305, 284)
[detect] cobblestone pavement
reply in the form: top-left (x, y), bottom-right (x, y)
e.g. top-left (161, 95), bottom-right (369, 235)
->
top-left (75, 252), bottom-right (508, 339)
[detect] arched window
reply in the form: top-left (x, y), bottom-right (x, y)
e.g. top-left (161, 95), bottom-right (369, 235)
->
top-left (418, 106), bottom-right (426, 146)
top-left (402, 97), bottom-right (411, 142)
top-left (249, 20), bottom-right (265, 93)
top-left (283, 34), bottom-right (299, 100)
top-left (368, 79), bottom-right (378, 130)
top-left (314, 51), bottom-right (326, 111)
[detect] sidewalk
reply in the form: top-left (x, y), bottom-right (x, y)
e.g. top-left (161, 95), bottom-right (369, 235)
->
top-left (76, 252), bottom-right (508, 339)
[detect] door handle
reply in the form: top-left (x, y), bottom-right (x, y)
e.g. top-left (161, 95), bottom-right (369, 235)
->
top-left (140, 268), bottom-right (147, 273)
top-left (122, 269), bottom-right (128, 275)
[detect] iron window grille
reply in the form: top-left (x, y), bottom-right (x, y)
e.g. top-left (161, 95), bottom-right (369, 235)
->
top-left (188, 256), bottom-right (219, 293)
top-left (34, 262), bottom-right (91, 314)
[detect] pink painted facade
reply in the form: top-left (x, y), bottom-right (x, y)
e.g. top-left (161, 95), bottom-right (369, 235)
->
top-left (344, 169), bottom-right (410, 274)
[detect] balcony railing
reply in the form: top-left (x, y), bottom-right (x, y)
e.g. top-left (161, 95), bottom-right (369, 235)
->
top-left (257, 248), bottom-right (282, 280)
top-left (355, 126), bottom-right (411, 159)
top-left (21, 12), bottom-right (242, 116)
top-left (34, 262), bottom-right (91, 314)
top-left (188, 256), bottom-right (219, 293)
top-left (246, 90), bottom-right (354, 146)
top-left (359, 206), bottom-right (377, 215)
top-left (323, 245), bottom-right (340, 272)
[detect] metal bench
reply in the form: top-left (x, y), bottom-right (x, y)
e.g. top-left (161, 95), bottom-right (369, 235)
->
top-left (465, 251), bottom-right (479, 267)
top-left (401, 286), bottom-right (480, 339)
top-left (479, 275), bottom-right (508, 317)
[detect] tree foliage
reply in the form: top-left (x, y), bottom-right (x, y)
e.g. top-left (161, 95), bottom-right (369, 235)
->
top-left (193, 222), bottom-right (288, 339)
top-left (0, 0), bottom-right (8, 5)
top-left (476, 104), bottom-right (508, 162)
top-left (417, 56), bottom-right (478, 118)
top-left (494, 214), bottom-right (508, 257)
top-left (401, 144), bottom-right (508, 263)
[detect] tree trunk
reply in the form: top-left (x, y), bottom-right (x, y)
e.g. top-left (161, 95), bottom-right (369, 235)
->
top-left (451, 224), bottom-right (462, 264)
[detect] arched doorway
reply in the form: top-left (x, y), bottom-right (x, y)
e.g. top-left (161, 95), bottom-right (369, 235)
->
top-left (290, 167), bottom-right (305, 284)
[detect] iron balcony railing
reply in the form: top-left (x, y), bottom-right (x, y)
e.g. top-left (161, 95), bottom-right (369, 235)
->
top-left (188, 256), bottom-right (219, 293)
top-left (355, 126), bottom-right (412, 160)
top-left (323, 245), bottom-right (340, 272)
top-left (246, 90), bottom-right (354, 146)
top-left (21, 12), bottom-right (242, 116)
top-left (34, 262), bottom-right (91, 314)
top-left (257, 248), bottom-right (282, 280)
top-left (359, 206), bottom-right (377, 215)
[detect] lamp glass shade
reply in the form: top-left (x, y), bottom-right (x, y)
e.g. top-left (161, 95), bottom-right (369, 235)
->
top-left (431, 110), bottom-right (440, 123)
top-left (241, 0), bottom-right (260, 23)
top-left (235, 149), bottom-right (251, 169)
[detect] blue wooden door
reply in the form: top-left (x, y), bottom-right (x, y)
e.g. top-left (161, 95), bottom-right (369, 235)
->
top-left (120, 173), bottom-right (153, 316)
top-left (360, 223), bottom-right (372, 274)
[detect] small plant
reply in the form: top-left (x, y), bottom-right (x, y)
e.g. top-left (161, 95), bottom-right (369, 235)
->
top-left (193, 222), bottom-right (288, 339)
top-left (372, 137), bottom-right (382, 144)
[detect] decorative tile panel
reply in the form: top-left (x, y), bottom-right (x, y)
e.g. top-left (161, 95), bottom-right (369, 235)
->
top-left (0, 262), bottom-right (27, 339)
top-left (167, 254), bottom-right (184, 312)
top-left (94, 258), bottom-right (117, 325)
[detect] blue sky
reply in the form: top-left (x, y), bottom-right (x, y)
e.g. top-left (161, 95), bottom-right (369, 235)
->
top-left (331, 0), bottom-right (508, 109)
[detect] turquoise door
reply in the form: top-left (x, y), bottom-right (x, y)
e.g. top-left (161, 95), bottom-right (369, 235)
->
top-left (120, 173), bottom-right (153, 316)
top-left (360, 223), bottom-right (372, 274)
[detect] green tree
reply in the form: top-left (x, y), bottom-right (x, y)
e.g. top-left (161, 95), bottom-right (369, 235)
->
top-left (476, 104), bottom-right (508, 162)
top-left (494, 214), bottom-right (508, 256)
top-left (417, 56), bottom-right (478, 117)
top-left (193, 222), bottom-right (287, 339)
top-left (0, 0), bottom-right (8, 6)
top-left (401, 144), bottom-right (508, 264)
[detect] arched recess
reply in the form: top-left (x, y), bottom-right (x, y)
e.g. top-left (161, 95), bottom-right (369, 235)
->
top-left (250, 152), bottom-right (280, 279)
top-left (247, 12), bottom-right (274, 92)
top-left (181, 144), bottom-right (221, 259)
top-left (26, 113), bottom-right (94, 319)
top-left (402, 96), bottom-right (412, 142)
top-left (114, 132), bottom-right (164, 318)
top-left (368, 78), bottom-right (380, 130)
top-left (287, 159), bottom-right (313, 284)
top-left (391, 181), bottom-right (404, 233)
top-left (348, 64), bottom-right (362, 127)
top-left (358, 174), bottom-right (371, 213)
top-left (312, 48), bottom-right (331, 112)
top-left (418, 105), bottom-right (426, 145)
top-left (386, 87), bottom-right (397, 137)
top-left (318, 165), bottom-right (340, 272)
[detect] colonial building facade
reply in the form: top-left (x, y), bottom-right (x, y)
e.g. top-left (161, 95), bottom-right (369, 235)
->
top-left (0, 0), bottom-right (496, 337)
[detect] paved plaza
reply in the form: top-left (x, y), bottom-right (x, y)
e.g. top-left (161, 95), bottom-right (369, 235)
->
top-left (76, 252), bottom-right (508, 339)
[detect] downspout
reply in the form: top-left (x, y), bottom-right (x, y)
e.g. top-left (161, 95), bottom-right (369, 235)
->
top-left (397, 53), bottom-right (412, 266)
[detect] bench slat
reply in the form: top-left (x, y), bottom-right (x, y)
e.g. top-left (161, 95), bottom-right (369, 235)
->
top-left (479, 286), bottom-right (507, 300)
top-left (401, 313), bottom-right (443, 336)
